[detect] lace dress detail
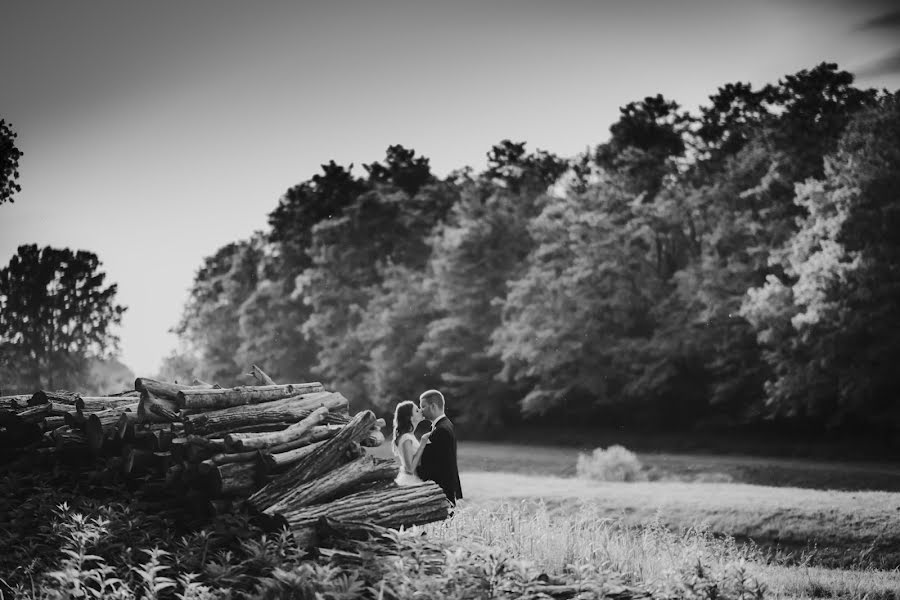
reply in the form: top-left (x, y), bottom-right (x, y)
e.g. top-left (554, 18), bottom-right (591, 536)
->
top-left (393, 432), bottom-right (423, 486)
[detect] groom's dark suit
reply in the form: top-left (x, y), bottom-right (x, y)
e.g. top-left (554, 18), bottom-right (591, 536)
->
top-left (416, 416), bottom-right (463, 504)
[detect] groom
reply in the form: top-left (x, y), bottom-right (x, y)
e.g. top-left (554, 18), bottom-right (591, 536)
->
top-left (415, 389), bottom-right (463, 505)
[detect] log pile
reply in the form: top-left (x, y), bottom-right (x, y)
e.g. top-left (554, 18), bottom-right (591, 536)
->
top-left (0, 366), bottom-right (451, 546)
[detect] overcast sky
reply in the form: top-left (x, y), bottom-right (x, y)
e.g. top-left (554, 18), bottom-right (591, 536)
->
top-left (2, 0), bottom-right (899, 377)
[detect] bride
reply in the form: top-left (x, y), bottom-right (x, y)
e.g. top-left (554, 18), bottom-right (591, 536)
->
top-left (392, 400), bottom-right (432, 486)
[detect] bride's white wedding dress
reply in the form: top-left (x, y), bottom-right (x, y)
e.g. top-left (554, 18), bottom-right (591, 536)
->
top-left (393, 432), bottom-right (424, 486)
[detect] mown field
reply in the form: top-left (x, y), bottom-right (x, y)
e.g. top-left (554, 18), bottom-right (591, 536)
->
top-left (373, 440), bottom-right (900, 598)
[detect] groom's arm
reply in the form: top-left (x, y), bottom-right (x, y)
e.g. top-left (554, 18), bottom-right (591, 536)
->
top-left (416, 433), bottom-right (435, 479)
top-left (416, 427), bottom-right (449, 480)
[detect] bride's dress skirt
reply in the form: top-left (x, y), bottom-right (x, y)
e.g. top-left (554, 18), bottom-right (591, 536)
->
top-left (395, 470), bottom-right (423, 486)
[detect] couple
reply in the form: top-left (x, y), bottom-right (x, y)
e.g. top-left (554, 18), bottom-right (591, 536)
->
top-left (391, 389), bottom-right (463, 505)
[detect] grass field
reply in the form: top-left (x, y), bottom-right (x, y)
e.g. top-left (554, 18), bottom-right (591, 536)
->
top-left (376, 439), bottom-right (900, 599)
top-left (453, 441), bottom-right (900, 491)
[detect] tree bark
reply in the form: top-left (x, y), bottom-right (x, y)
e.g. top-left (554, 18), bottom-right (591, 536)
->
top-left (138, 392), bottom-right (181, 423)
top-left (248, 410), bottom-right (376, 511)
top-left (197, 448), bottom-right (264, 473)
top-left (268, 424), bottom-right (341, 455)
top-left (281, 482), bottom-right (450, 548)
top-left (116, 412), bottom-right (138, 441)
top-left (224, 406), bottom-right (329, 451)
top-left (183, 391), bottom-right (348, 435)
top-left (0, 395), bottom-right (30, 410)
top-left (177, 382), bottom-right (324, 410)
top-left (53, 426), bottom-right (88, 449)
top-left (248, 364), bottom-right (276, 385)
top-left (360, 429), bottom-right (385, 448)
top-left (43, 416), bottom-right (67, 431)
top-left (76, 397), bottom-right (139, 412)
top-left (263, 440), bottom-right (326, 471)
top-left (29, 390), bottom-right (81, 406)
top-left (134, 377), bottom-right (213, 401)
top-left (265, 456), bottom-right (398, 514)
top-left (209, 461), bottom-right (264, 496)
top-left (85, 409), bottom-right (130, 451)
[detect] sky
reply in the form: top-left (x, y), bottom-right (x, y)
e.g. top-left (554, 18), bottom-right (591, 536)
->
top-left (2, 0), bottom-right (900, 377)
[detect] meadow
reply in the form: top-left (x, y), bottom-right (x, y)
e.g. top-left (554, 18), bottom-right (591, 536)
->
top-left (482, 444), bottom-right (900, 597)
top-left (3, 440), bottom-right (899, 599)
top-left (374, 440), bottom-right (900, 598)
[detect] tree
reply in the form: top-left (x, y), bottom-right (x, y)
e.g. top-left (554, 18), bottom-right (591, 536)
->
top-left (173, 237), bottom-right (264, 386)
top-left (364, 144), bottom-right (434, 197)
top-left (299, 148), bottom-right (454, 408)
top-left (421, 170), bottom-right (555, 427)
top-left (595, 95), bottom-right (691, 200)
top-left (0, 245), bottom-right (126, 391)
top-left (741, 92), bottom-right (900, 428)
top-left (0, 119), bottom-right (23, 206)
top-left (491, 183), bottom-right (664, 419)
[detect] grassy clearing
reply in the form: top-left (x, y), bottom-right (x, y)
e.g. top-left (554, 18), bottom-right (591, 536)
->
top-left (446, 441), bottom-right (900, 491)
top-left (459, 471), bottom-right (900, 569)
top-left (419, 499), bottom-right (900, 600)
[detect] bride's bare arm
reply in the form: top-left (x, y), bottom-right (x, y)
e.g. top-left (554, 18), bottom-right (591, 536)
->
top-left (401, 432), bottom-right (432, 472)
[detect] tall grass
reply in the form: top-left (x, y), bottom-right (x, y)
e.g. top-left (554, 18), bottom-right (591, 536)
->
top-left (418, 499), bottom-right (900, 600)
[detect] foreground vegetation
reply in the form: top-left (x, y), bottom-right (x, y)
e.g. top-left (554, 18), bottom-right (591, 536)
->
top-left (425, 501), bottom-right (900, 600)
top-left (0, 454), bottom-right (748, 600)
top-left (4, 443), bottom-right (900, 600)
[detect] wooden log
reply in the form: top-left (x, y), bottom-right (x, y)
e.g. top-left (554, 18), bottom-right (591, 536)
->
top-left (122, 447), bottom-right (155, 475)
top-left (184, 436), bottom-right (228, 462)
top-left (116, 412), bottom-right (138, 441)
top-left (165, 463), bottom-right (185, 486)
top-left (210, 461), bottom-right (263, 496)
top-left (248, 364), bottom-right (277, 385)
top-left (43, 416), bottom-right (67, 431)
top-left (65, 410), bottom-right (87, 428)
top-left (177, 382), bottom-right (324, 410)
top-left (150, 429), bottom-right (175, 452)
top-left (248, 410), bottom-right (376, 511)
top-left (15, 403), bottom-right (53, 423)
top-left (265, 456), bottom-right (398, 514)
top-left (315, 516), bottom-right (394, 546)
top-left (138, 392), bottom-right (180, 423)
top-left (213, 422), bottom-right (296, 435)
top-left (269, 424), bottom-right (342, 455)
top-left (280, 482), bottom-right (450, 548)
top-left (183, 391), bottom-right (349, 435)
top-left (83, 403), bottom-right (141, 448)
top-left (191, 379), bottom-right (221, 388)
top-left (76, 397), bottom-right (139, 412)
top-left (29, 390), bottom-right (80, 406)
top-left (0, 395), bottom-right (30, 410)
top-left (360, 428), bottom-right (385, 448)
top-left (224, 406), bottom-right (329, 451)
top-left (109, 389), bottom-right (141, 397)
top-left (134, 377), bottom-right (213, 401)
top-left (263, 440), bottom-right (327, 471)
top-left (85, 411), bottom-right (125, 451)
top-left (54, 426), bottom-right (88, 449)
top-left (197, 451), bottom-right (255, 474)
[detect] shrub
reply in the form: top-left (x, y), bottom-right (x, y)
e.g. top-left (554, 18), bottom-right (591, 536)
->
top-left (576, 445), bottom-right (646, 482)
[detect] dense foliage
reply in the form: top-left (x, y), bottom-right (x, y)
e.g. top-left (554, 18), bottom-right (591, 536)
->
top-left (0, 245), bottom-right (127, 392)
top-left (172, 63), bottom-right (899, 434)
top-left (0, 118), bottom-right (23, 205)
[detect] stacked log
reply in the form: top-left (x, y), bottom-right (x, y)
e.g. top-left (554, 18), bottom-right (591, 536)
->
top-left (0, 365), bottom-right (450, 547)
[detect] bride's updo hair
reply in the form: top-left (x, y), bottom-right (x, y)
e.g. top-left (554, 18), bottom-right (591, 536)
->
top-left (392, 401), bottom-right (415, 447)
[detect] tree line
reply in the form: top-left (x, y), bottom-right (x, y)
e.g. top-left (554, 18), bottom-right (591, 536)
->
top-left (4, 63), bottom-right (899, 436)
